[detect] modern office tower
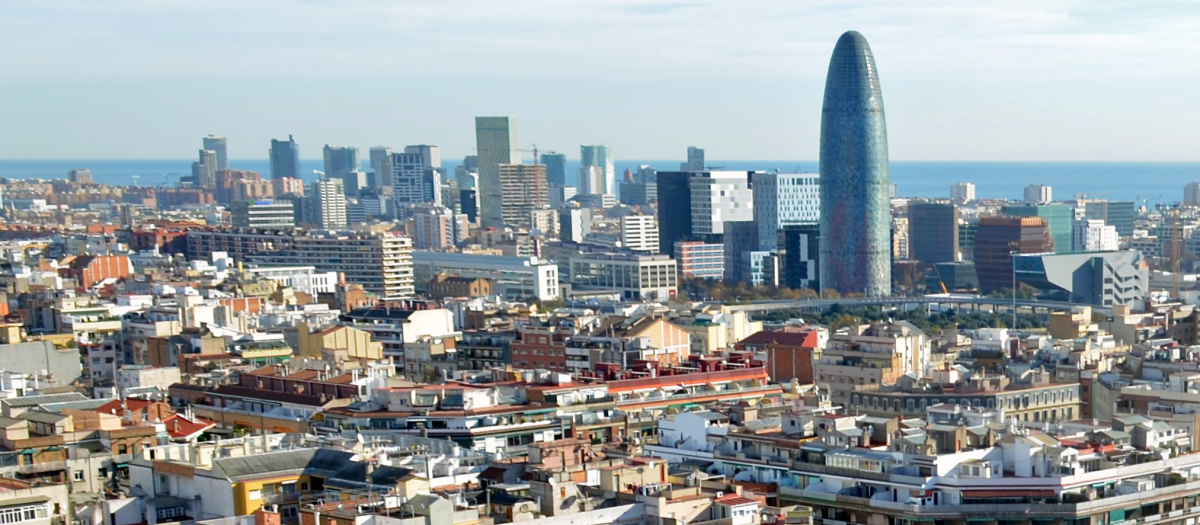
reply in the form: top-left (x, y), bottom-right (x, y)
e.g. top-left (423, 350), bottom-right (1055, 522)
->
top-left (681, 146), bottom-right (705, 171)
top-left (359, 189), bottom-right (387, 219)
top-left (819, 31), bottom-right (892, 297)
top-left (577, 166), bottom-right (604, 195)
top-left (245, 232), bottom-right (414, 299)
top-left (550, 185), bottom-right (577, 208)
top-left (888, 183), bottom-right (898, 199)
top-left (782, 224), bottom-right (821, 291)
top-left (476, 117), bottom-right (520, 228)
top-left (203, 135), bottom-right (228, 171)
top-left (498, 163), bottom-right (549, 228)
top-left (580, 145), bottom-right (615, 195)
top-left (1084, 200), bottom-right (1136, 237)
top-left (559, 207), bottom-right (592, 243)
top-left (656, 171), bottom-right (754, 255)
top-left (723, 221), bottom-right (760, 284)
top-left (307, 178), bottom-right (347, 230)
top-left (637, 165), bottom-right (657, 184)
top-left (1187, 182), bottom-right (1200, 206)
top-left (1004, 204), bottom-right (1074, 253)
top-left (621, 214), bottom-right (659, 252)
top-left (539, 152), bottom-right (567, 186)
top-left (753, 172), bottom-right (821, 251)
top-left (404, 145), bottom-right (441, 169)
top-left (1025, 184), bottom-right (1053, 204)
top-left (192, 149), bottom-right (218, 188)
top-left (269, 135), bottom-right (301, 180)
top-left (950, 182), bottom-right (976, 202)
top-left (231, 200), bottom-right (295, 229)
top-left (908, 203), bottom-right (960, 264)
top-left (1073, 219), bottom-right (1119, 252)
top-left (323, 145), bottom-right (361, 196)
top-left (459, 189), bottom-right (478, 223)
top-left (369, 146), bottom-right (392, 188)
top-left (346, 199), bottom-right (366, 225)
top-left (67, 168), bottom-right (93, 184)
top-left (619, 181), bottom-right (655, 206)
top-left (973, 216), bottom-right (1054, 293)
top-left (674, 241), bottom-right (724, 280)
top-left (383, 151), bottom-right (441, 215)
top-left (413, 206), bottom-right (468, 250)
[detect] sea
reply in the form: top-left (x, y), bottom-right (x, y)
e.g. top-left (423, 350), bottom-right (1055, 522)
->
top-left (1, 159), bottom-right (1198, 207)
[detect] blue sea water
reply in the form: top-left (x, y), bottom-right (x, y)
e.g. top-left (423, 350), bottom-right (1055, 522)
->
top-left (1, 159), bottom-right (1197, 207)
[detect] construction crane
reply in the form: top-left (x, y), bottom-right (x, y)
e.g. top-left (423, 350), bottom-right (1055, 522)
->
top-left (516, 144), bottom-right (543, 165)
top-left (160, 172), bottom-right (179, 187)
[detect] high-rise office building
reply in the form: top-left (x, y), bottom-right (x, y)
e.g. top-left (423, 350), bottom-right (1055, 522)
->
top-left (819, 31), bottom-right (891, 297)
top-left (577, 166), bottom-right (604, 195)
top-left (369, 147), bottom-right (393, 189)
top-left (270, 135), bottom-right (300, 180)
top-left (950, 182), bottom-right (976, 202)
top-left (384, 151), bottom-right (441, 215)
top-left (323, 145), bottom-right (362, 197)
top-left (973, 216), bottom-right (1053, 293)
top-left (308, 178), bottom-right (347, 230)
top-left (192, 149), bottom-right (217, 189)
top-left (203, 135), bottom-right (228, 171)
top-left (782, 224), bottom-right (821, 291)
top-left (67, 168), bottom-right (93, 185)
top-left (580, 145), bottom-right (614, 196)
top-left (656, 171), bottom-right (754, 255)
top-left (550, 185), bottom-right (577, 208)
top-left (908, 203), bottom-right (960, 264)
top-left (541, 153), bottom-right (568, 186)
top-left (1004, 204), bottom-right (1074, 253)
top-left (753, 172), bottom-right (821, 251)
top-left (621, 215), bottom-right (659, 253)
top-left (682, 146), bottom-right (704, 171)
top-left (404, 145), bottom-right (441, 169)
top-left (1084, 201), bottom-right (1136, 237)
top-left (498, 163), bottom-right (549, 228)
top-left (723, 221), bottom-right (760, 284)
top-left (475, 117), bottom-right (520, 228)
top-left (1186, 183), bottom-right (1200, 206)
top-left (1025, 184), bottom-right (1053, 204)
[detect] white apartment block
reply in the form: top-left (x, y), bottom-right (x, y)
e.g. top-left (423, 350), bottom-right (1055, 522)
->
top-left (753, 172), bottom-right (820, 251)
top-left (1073, 219), bottom-right (1119, 252)
top-left (621, 214), bottom-right (660, 252)
top-left (246, 265), bottom-right (338, 294)
top-left (577, 165), bottom-right (605, 196)
top-left (309, 178), bottom-right (347, 229)
top-left (569, 252), bottom-right (677, 301)
top-left (1025, 183), bottom-right (1053, 204)
top-left (690, 171), bottom-right (755, 236)
top-left (950, 182), bottom-right (976, 202)
top-left (1186, 182), bottom-right (1200, 206)
top-left (412, 251), bottom-right (559, 301)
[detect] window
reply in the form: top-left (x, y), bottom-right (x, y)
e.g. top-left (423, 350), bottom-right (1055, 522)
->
top-left (0, 504), bottom-right (49, 524)
top-left (74, 470), bottom-right (85, 482)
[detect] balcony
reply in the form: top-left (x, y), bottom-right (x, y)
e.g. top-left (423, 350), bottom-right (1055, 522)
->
top-left (17, 460), bottom-right (68, 474)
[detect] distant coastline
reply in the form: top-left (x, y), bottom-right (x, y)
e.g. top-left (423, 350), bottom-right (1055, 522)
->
top-left (1, 159), bottom-right (1197, 207)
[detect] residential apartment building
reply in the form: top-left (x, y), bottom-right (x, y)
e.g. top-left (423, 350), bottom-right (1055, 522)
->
top-left (621, 214), bottom-right (659, 252)
top-left (230, 200), bottom-right (295, 229)
top-left (569, 252), bottom-right (678, 301)
top-left (675, 241), bottom-right (724, 280)
top-left (245, 232), bottom-right (415, 299)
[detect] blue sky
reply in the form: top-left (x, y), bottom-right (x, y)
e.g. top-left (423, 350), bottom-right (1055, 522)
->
top-left (1, 0), bottom-right (1198, 161)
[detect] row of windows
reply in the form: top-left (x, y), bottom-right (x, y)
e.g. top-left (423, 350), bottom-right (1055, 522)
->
top-left (0, 505), bottom-right (48, 524)
top-left (853, 389), bottom-right (1077, 413)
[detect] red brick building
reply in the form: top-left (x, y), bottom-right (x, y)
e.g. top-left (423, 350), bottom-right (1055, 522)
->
top-left (510, 325), bottom-right (572, 371)
top-left (736, 327), bottom-right (820, 385)
top-left (63, 254), bottom-right (132, 288)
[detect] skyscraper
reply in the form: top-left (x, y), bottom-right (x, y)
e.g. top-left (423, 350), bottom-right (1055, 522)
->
top-left (476, 117), bottom-right (520, 228)
top-left (682, 146), bottom-right (704, 171)
top-left (270, 135), bottom-right (300, 180)
top-left (323, 145), bottom-right (362, 197)
top-left (384, 151), bottom-right (441, 216)
top-left (203, 135), bottom-right (228, 171)
top-left (818, 31), bottom-right (891, 297)
top-left (908, 202), bottom-right (959, 264)
top-left (192, 149), bottom-right (217, 189)
top-left (369, 146), bottom-right (393, 188)
top-left (580, 145), bottom-right (614, 196)
top-left (307, 178), bottom-right (347, 230)
top-left (541, 153), bottom-right (568, 186)
top-left (577, 166), bottom-right (604, 195)
top-left (498, 163), bottom-right (548, 228)
top-left (655, 171), bottom-right (756, 255)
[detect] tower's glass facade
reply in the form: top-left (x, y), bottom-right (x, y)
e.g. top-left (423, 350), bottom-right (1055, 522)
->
top-left (819, 31), bottom-right (892, 297)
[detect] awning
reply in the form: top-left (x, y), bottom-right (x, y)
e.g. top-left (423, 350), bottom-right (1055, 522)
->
top-left (962, 490), bottom-right (1056, 498)
top-left (18, 449), bottom-right (33, 454)
top-left (0, 496), bottom-right (48, 508)
top-left (43, 446), bottom-right (62, 451)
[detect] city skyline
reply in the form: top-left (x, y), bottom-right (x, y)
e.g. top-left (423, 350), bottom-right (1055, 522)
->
top-left (3, 2), bottom-right (1199, 161)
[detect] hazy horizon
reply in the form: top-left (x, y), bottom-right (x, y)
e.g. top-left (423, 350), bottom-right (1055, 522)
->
top-left (3, 1), bottom-right (1199, 162)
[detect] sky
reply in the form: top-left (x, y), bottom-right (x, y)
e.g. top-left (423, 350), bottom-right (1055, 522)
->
top-left (1, 0), bottom-right (1199, 162)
